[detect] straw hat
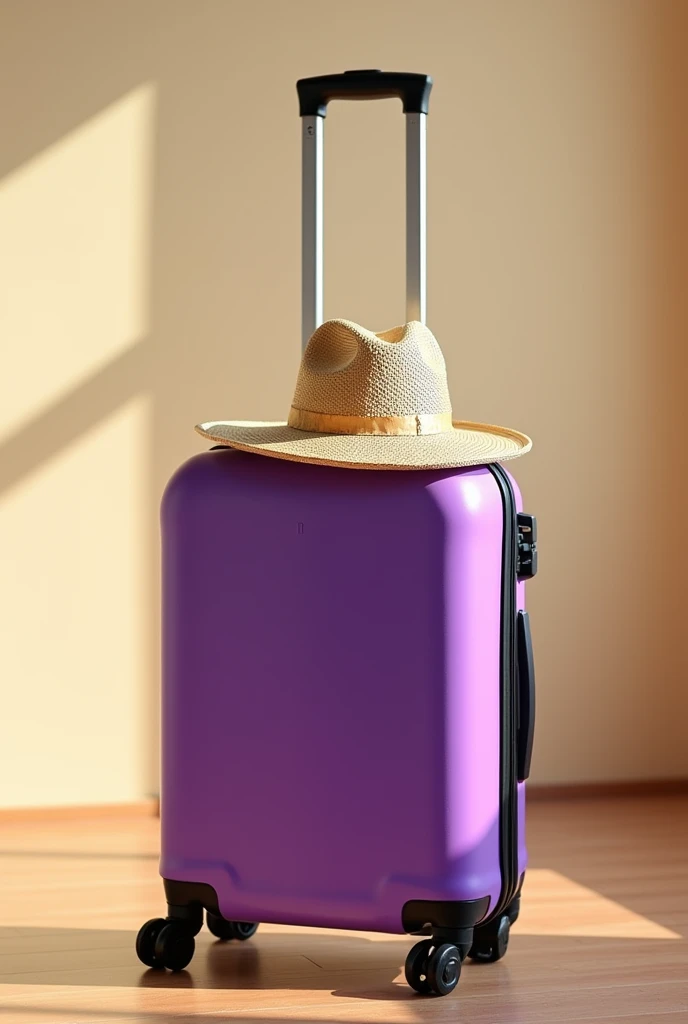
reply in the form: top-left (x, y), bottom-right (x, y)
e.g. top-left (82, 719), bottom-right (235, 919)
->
top-left (196, 319), bottom-right (531, 470)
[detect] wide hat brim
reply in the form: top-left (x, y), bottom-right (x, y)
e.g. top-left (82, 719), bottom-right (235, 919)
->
top-left (195, 419), bottom-right (532, 470)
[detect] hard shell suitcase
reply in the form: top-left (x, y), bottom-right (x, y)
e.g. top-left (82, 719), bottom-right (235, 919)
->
top-left (136, 70), bottom-right (537, 998)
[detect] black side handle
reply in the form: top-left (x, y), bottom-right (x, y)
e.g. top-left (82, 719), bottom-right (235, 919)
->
top-left (516, 610), bottom-right (536, 782)
top-left (297, 70), bottom-right (432, 118)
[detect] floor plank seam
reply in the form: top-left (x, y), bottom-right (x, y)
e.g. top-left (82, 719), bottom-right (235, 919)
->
top-left (299, 954), bottom-right (323, 969)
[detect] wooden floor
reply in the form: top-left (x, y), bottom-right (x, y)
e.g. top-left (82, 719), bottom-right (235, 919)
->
top-left (2, 797), bottom-right (687, 1023)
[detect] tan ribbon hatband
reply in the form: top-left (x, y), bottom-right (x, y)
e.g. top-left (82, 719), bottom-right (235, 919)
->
top-left (288, 407), bottom-right (454, 436)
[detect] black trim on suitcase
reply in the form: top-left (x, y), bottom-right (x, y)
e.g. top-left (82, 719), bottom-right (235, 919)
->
top-left (164, 878), bottom-right (221, 918)
top-left (516, 610), bottom-right (536, 782)
top-left (401, 896), bottom-right (490, 935)
top-left (486, 463), bottom-right (520, 925)
top-left (402, 895), bottom-right (490, 954)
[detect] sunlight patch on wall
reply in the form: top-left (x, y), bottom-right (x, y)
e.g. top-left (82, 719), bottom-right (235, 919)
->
top-left (519, 869), bottom-right (681, 939)
top-left (0, 396), bottom-right (151, 807)
top-left (0, 84), bottom-right (155, 443)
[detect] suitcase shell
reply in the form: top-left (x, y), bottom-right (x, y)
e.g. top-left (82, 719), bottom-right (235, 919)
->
top-left (159, 447), bottom-right (528, 934)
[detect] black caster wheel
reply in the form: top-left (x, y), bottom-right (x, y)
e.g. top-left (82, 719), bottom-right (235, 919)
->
top-left (136, 917), bottom-right (166, 968)
top-left (206, 912), bottom-right (233, 940)
top-left (167, 905), bottom-right (204, 936)
top-left (404, 939), bottom-right (433, 994)
top-left (506, 896), bottom-right (521, 925)
top-left (405, 940), bottom-right (461, 997)
top-left (458, 942), bottom-right (472, 962)
top-left (469, 914), bottom-right (510, 963)
top-left (426, 943), bottom-right (461, 996)
top-left (207, 912), bottom-right (259, 941)
top-left (153, 920), bottom-right (195, 971)
top-left (185, 905), bottom-right (204, 936)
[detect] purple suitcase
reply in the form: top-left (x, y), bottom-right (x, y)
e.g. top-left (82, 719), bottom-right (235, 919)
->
top-left (136, 71), bottom-right (537, 997)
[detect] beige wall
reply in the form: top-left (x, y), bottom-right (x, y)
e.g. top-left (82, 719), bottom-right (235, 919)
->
top-left (1, 0), bottom-right (687, 806)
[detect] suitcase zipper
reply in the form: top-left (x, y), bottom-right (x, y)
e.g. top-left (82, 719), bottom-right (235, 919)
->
top-left (487, 463), bottom-right (519, 922)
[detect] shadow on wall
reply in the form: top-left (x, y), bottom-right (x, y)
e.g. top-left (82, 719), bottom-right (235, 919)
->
top-left (1, 0), bottom-right (688, 808)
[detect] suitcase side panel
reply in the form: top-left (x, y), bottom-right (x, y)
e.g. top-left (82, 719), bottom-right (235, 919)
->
top-left (160, 450), bottom-right (508, 933)
top-left (515, 515), bottom-right (529, 889)
top-left (510, 472), bottom-right (529, 889)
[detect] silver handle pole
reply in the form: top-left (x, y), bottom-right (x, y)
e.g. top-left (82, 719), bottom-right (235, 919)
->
top-left (405, 112), bottom-right (427, 324)
top-left (302, 110), bottom-right (426, 344)
top-left (302, 115), bottom-right (324, 350)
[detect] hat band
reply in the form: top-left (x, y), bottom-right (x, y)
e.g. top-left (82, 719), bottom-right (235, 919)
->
top-left (287, 407), bottom-right (453, 437)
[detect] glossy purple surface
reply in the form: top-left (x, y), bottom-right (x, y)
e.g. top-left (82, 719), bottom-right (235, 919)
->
top-left (160, 449), bottom-right (528, 933)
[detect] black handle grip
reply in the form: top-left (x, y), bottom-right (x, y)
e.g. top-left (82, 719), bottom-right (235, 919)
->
top-left (297, 69), bottom-right (432, 118)
top-left (516, 610), bottom-right (536, 783)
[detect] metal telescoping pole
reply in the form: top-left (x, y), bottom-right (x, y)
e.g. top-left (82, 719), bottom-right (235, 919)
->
top-left (303, 108), bottom-right (426, 341)
top-left (302, 115), bottom-right (324, 349)
top-left (405, 111), bottom-right (427, 324)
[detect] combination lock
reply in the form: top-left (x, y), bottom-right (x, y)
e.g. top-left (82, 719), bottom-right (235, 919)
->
top-left (516, 513), bottom-right (538, 579)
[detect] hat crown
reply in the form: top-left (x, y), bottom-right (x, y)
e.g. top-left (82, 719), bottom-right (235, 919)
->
top-left (291, 319), bottom-right (452, 419)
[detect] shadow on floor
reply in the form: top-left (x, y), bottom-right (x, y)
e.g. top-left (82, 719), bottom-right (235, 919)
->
top-left (1, 924), bottom-right (684, 1001)
top-left (0, 1012), bottom-right (342, 1024)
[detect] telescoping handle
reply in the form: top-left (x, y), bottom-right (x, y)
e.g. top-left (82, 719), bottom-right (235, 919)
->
top-left (297, 70), bottom-right (433, 349)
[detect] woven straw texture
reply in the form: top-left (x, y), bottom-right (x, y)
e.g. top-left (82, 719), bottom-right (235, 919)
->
top-left (195, 319), bottom-right (532, 470)
top-left (293, 320), bottom-right (451, 416)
